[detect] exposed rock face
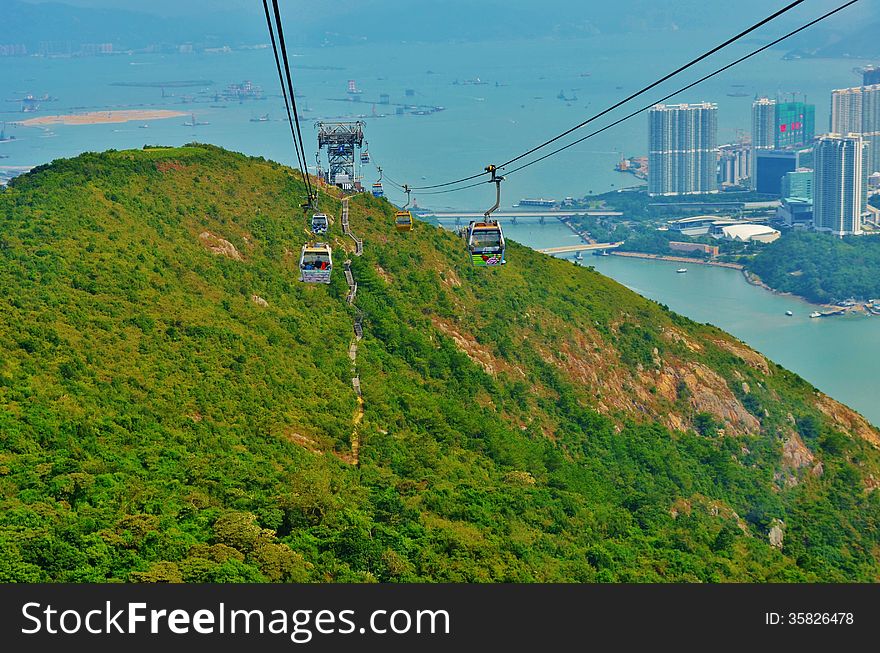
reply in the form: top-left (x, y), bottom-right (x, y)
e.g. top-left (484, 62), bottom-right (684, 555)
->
top-left (375, 265), bottom-right (394, 284)
top-left (815, 394), bottom-right (880, 448)
top-left (769, 520), bottom-right (785, 549)
top-left (433, 317), bottom-right (523, 378)
top-left (782, 432), bottom-right (815, 471)
top-left (199, 231), bottom-right (244, 261)
top-left (714, 339), bottom-right (771, 375)
top-left (677, 362), bottom-right (761, 434)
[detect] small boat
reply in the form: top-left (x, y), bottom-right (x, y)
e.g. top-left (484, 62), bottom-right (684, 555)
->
top-left (676, 268), bottom-right (687, 274)
top-left (250, 113), bottom-right (269, 122)
top-left (809, 311), bottom-right (822, 319)
top-left (785, 310), bottom-right (793, 316)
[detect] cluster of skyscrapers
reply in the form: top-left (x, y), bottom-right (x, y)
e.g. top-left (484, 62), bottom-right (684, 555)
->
top-left (647, 66), bottom-right (880, 236)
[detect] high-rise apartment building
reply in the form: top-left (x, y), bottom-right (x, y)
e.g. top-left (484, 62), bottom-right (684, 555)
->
top-left (751, 97), bottom-right (776, 150)
top-left (813, 134), bottom-right (866, 236)
top-left (751, 97), bottom-right (776, 189)
top-left (831, 84), bottom-right (880, 175)
top-left (648, 103), bottom-right (718, 196)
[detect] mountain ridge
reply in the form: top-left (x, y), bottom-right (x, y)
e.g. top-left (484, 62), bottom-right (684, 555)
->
top-left (1, 143), bottom-right (878, 582)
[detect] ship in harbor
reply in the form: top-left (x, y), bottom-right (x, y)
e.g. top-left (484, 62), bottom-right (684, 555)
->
top-left (221, 81), bottom-right (265, 101)
top-left (517, 198), bottom-right (556, 208)
top-left (0, 124), bottom-right (15, 143)
top-left (183, 113), bottom-right (210, 127)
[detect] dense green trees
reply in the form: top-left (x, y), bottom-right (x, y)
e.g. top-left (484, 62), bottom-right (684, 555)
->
top-left (0, 145), bottom-right (878, 583)
top-left (748, 231), bottom-right (880, 303)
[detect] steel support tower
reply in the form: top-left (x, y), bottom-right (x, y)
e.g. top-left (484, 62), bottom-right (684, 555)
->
top-left (316, 121), bottom-right (365, 190)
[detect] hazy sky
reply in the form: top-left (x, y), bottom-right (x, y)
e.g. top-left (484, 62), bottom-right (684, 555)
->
top-left (16, 0), bottom-right (877, 25)
top-left (9, 0), bottom-right (880, 48)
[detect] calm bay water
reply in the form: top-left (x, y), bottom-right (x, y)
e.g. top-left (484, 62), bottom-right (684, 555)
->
top-left (1, 33), bottom-right (877, 423)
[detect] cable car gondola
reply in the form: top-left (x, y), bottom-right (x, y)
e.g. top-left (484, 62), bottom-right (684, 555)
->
top-left (467, 221), bottom-right (505, 266)
top-left (299, 243), bottom-right (333, 283)
top-left (395, 211), bottom-right (414, 231)
top-left (372, 166), bottom-right (385, 198)
top-left (310, 212), bottom-right (329, 234)
top-left (360, 141), bottom-right (371, 164)
top-left (467, 165), bottom-right (506, 266)
top-left (395, 184), bottom-right (414, 232)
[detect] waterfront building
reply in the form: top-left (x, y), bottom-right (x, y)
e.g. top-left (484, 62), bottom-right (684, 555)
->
top-left (717, 223), bottom-right (781, 243)
top-left (648, 103), bottom-right (718, 196)
top-left (813, 133), bottom-right (866, 236)
top-left (669, 241), bottom-right (720, 257)
top-left (831, 84), bottom-right (880, 175)
top-left (781, 168), bottom-right (813, 200)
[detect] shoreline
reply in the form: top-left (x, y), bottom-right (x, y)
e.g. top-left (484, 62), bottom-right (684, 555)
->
top-left (739, 268), bottom-right (863, 313)
top-left (17, 109), bottom-right (188, 127)
top-left (608, 250), bottom-right (866, 313)
top-left (609, 250), bottom-right (744, 269)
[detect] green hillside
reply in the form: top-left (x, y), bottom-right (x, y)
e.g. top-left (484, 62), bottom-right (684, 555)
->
top-left (1, 144), bottom-right (879, 583)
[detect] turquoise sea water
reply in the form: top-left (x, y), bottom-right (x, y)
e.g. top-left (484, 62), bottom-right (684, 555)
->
top-left (1, 33), bottom-right (877, 423)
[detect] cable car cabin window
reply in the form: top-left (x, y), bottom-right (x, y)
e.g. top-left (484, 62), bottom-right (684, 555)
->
top-left (470, 230), bottom-right (502, 249)
top-left (311, 214), bottom-right (328, 232)
top-left (395, 211), bottom-right (413, 230)
top-left (300, 252), bottom-right (331, 270)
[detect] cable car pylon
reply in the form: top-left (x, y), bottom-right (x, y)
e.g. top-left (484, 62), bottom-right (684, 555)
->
top-left (466, 165), bottom-right (506, 266)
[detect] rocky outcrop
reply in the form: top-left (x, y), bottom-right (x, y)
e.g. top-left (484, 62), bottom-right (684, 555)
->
top-left (199, 231), bottom-right (244, 261)
top-left (713, 339), bottom-right (771, 375)
top-left (769, 519), bottom-right (785, 549)
top-left (815, 394), bottom-right (880, 448)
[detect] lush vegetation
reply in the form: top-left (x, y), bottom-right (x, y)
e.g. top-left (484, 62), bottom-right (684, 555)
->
top-left (748, 231), bottom-right (880, 303)
top-left (1, 145), bottom-right (878, 583)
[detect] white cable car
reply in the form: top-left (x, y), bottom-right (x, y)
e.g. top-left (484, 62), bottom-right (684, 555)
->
top-left (360, 142), bottom-right (371, 164)
top-left (299, 243), bottom-right (333, 283)
top-left (467, 221), bottom-right (505, 266)
top-left (310, 212), bottom-right (329, 234)
top-left (467, 165), bottom-right (506, 266)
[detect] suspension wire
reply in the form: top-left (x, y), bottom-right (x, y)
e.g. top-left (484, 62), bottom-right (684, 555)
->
top-left (261, 0), bottom-right (307, 194)
top-left (496, 0), bottom-right (804, 170)
top-left (267, 0), bottom-right (315, 203)
top-left (399, 0), bottom-right (805, 190)
top-left (502, 0), bottom-right (860, 179)
top-left (414, 179), bottom-right (493, 196)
